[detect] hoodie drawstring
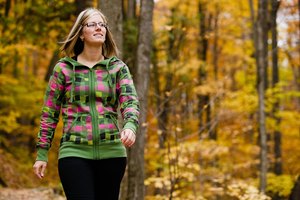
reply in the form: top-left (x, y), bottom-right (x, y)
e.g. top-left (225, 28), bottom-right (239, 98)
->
top-left (106, 56), bottom-right (115, 88)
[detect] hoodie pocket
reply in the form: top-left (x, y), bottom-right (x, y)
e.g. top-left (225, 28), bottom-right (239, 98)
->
top-left (98, 114), bottom-right (120, 143)
top-left (61, 114), bottom-right (89, 144)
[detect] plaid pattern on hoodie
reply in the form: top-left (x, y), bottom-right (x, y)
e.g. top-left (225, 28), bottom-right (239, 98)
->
top-left (36, 56), bottom-right (140, 161)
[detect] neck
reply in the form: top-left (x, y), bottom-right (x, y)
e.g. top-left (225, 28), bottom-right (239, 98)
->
top-left (80, 45), bottom-right (104, 62)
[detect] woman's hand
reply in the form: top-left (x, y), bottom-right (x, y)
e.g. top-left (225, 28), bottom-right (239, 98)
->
top-left (33, 161), bottom-right (47, 179)
top-left (121, 129), bottom-right (136, 147)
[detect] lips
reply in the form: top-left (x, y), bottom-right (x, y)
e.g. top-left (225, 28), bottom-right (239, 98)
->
top-left (93, 33), bottom-right (103, 37)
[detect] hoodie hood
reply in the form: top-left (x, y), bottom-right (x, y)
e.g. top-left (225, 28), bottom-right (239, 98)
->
top-left (58, 56), bottom-right (118, 68)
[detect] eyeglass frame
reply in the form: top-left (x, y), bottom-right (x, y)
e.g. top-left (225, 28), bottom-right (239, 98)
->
top-left (82, 22), bottom-right (108, 29)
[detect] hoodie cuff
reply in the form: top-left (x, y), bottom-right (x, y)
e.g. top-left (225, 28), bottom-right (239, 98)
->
top-left (123, 121), bottom-right (138, 134)
top-left (36, 148), bottom-right (49, 162)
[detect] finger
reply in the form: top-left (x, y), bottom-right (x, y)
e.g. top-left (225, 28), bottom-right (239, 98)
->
top-left (40, 164), bottom-right (46, 178)
top-left (126, 134), bottom-right (134, 147)
top-left (33, 162), bottom-right (46, 179)
top-left (125, 131), bottom-right (134, 145)
top-left (121, 130), bottom-right (130, 143)
top-left (34, 165), bottom-right (42, 179)
top-left (120, 129), bottom-right (136, 147)
top-left (124, 131), bottom-right (135, 147)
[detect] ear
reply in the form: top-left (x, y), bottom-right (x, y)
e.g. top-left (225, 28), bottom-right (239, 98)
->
top-left (79, 32), bottom-right (84, 41)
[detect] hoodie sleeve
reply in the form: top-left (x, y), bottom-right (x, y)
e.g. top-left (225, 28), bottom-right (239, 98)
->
top-left (36, 63), bottom-right (65, 162)
top-left (117, 64), bottom-right (140, 133)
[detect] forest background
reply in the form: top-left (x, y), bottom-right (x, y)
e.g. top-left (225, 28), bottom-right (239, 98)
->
top-left (0, 0), bottom-right (299, 200)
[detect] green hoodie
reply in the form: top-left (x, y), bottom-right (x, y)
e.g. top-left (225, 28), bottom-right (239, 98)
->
top-left (36, 56), bottom-right (140, 161)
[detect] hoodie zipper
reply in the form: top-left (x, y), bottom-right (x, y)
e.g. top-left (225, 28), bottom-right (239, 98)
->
top-left (89, 69), bottom-right (100, 159)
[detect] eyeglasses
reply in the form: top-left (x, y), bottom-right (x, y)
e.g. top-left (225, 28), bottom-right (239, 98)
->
top-left (83, 22), bottom-right (108, 29)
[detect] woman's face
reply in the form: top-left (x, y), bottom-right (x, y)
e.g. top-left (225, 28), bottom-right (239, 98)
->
top-left (80, 13), bottom-right (107, 46)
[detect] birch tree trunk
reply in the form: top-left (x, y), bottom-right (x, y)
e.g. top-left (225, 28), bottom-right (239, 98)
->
top-left (127, 0), bottom-right (154, 199)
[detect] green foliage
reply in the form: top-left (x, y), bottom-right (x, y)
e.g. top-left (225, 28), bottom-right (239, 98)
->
top-left (123, 18), bottom-right (139, 71)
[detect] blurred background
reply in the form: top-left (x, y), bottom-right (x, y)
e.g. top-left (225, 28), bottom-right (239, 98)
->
top-left (0, 0), bottom-right (299, 199)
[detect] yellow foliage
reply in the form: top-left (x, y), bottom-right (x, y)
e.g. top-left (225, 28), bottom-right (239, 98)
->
top-left (227, 181), bottom-right (272, 200)
top-left (0, 111), bottom-right (20, 133)
top-left (0, 0), bottom-right (299, 199)
top-left (221, 85), bottom-right (257, 113)
top-left (266, 173), bottom-right (294, 198)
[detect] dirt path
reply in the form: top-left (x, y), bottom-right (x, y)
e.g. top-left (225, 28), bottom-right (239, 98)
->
top-left (0, 188), bottom-right (65, 200)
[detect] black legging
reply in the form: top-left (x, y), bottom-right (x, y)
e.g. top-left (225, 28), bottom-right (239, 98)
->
top-left (58, 157), bottom-right (127, 200)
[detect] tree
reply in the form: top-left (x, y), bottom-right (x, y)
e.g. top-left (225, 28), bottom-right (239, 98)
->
top-left (197, 1), bottom-right (215, 139)
top-left (127, 0), bottom-right (154, 199)
top-left (122, 0), bottom-right (139, 73)
top-left (75, 0), bottom-right (93, 15)
top-left (98, 0), bottom-right (123, 58)
top-left (157, 6), bottom-right (187, 148)
top-left (289, 176), bottom-right (300, 200)
top-left (270, 0), bottom-right (282, 176)
top-left (124, 0), bottom-right (136, 19)
top-left (256, 0), bottom-right (268, 193)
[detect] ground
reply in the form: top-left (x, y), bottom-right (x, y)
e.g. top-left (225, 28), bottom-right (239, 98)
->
top-left (0, 188), bottom-right (65, 200)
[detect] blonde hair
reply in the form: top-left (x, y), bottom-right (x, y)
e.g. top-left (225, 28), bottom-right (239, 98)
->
top-left (60, 8), bottom-right (119, 57)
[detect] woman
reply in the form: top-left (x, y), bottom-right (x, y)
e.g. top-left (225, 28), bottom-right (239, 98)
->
top-left (33, 8), bottom-right (140, 200)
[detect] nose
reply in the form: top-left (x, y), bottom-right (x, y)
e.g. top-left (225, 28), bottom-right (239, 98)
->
top-left (95, 25), bottom-right (101, 30)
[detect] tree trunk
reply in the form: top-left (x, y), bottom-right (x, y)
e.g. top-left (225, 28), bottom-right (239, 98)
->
top-left (123, 0), bottom-right (138, 75)
top-left (249, 0), bottom-right (259, 87)
top-left (155, 7), bottom-right (186, 148)
top-left (13, 50), bottom-right (19, 78)
top-left (126, 0), bottom-right (136, 19)
top-left (5, 0), bottom-right (11, 17)
top-left (74, 0), bottom-right (93, 15)
top-left (289, 176), bottom-right (300, 200)
top-left (127, 0), bottom-right (154, 200)
top-left (210, 3), bottom-right (220, 140)
top-left (270, 0), bottom-right (282, 176)
top-left (263, 0), bottom-right (269, 91)
top-left (257, 0), bottom-right (268, 193)
top-left (197, 1), bottom-right (212, 139)
top-left (212, 3), bottom-right (219, 81)
top-left (44, 49), bottom-right (59, 82)
top-left (98, 0), bottom-right (123, 58)
top-left (152, 45), bottom-right (167, 166)
top-left (32, 50), bottom-right (38, 76)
